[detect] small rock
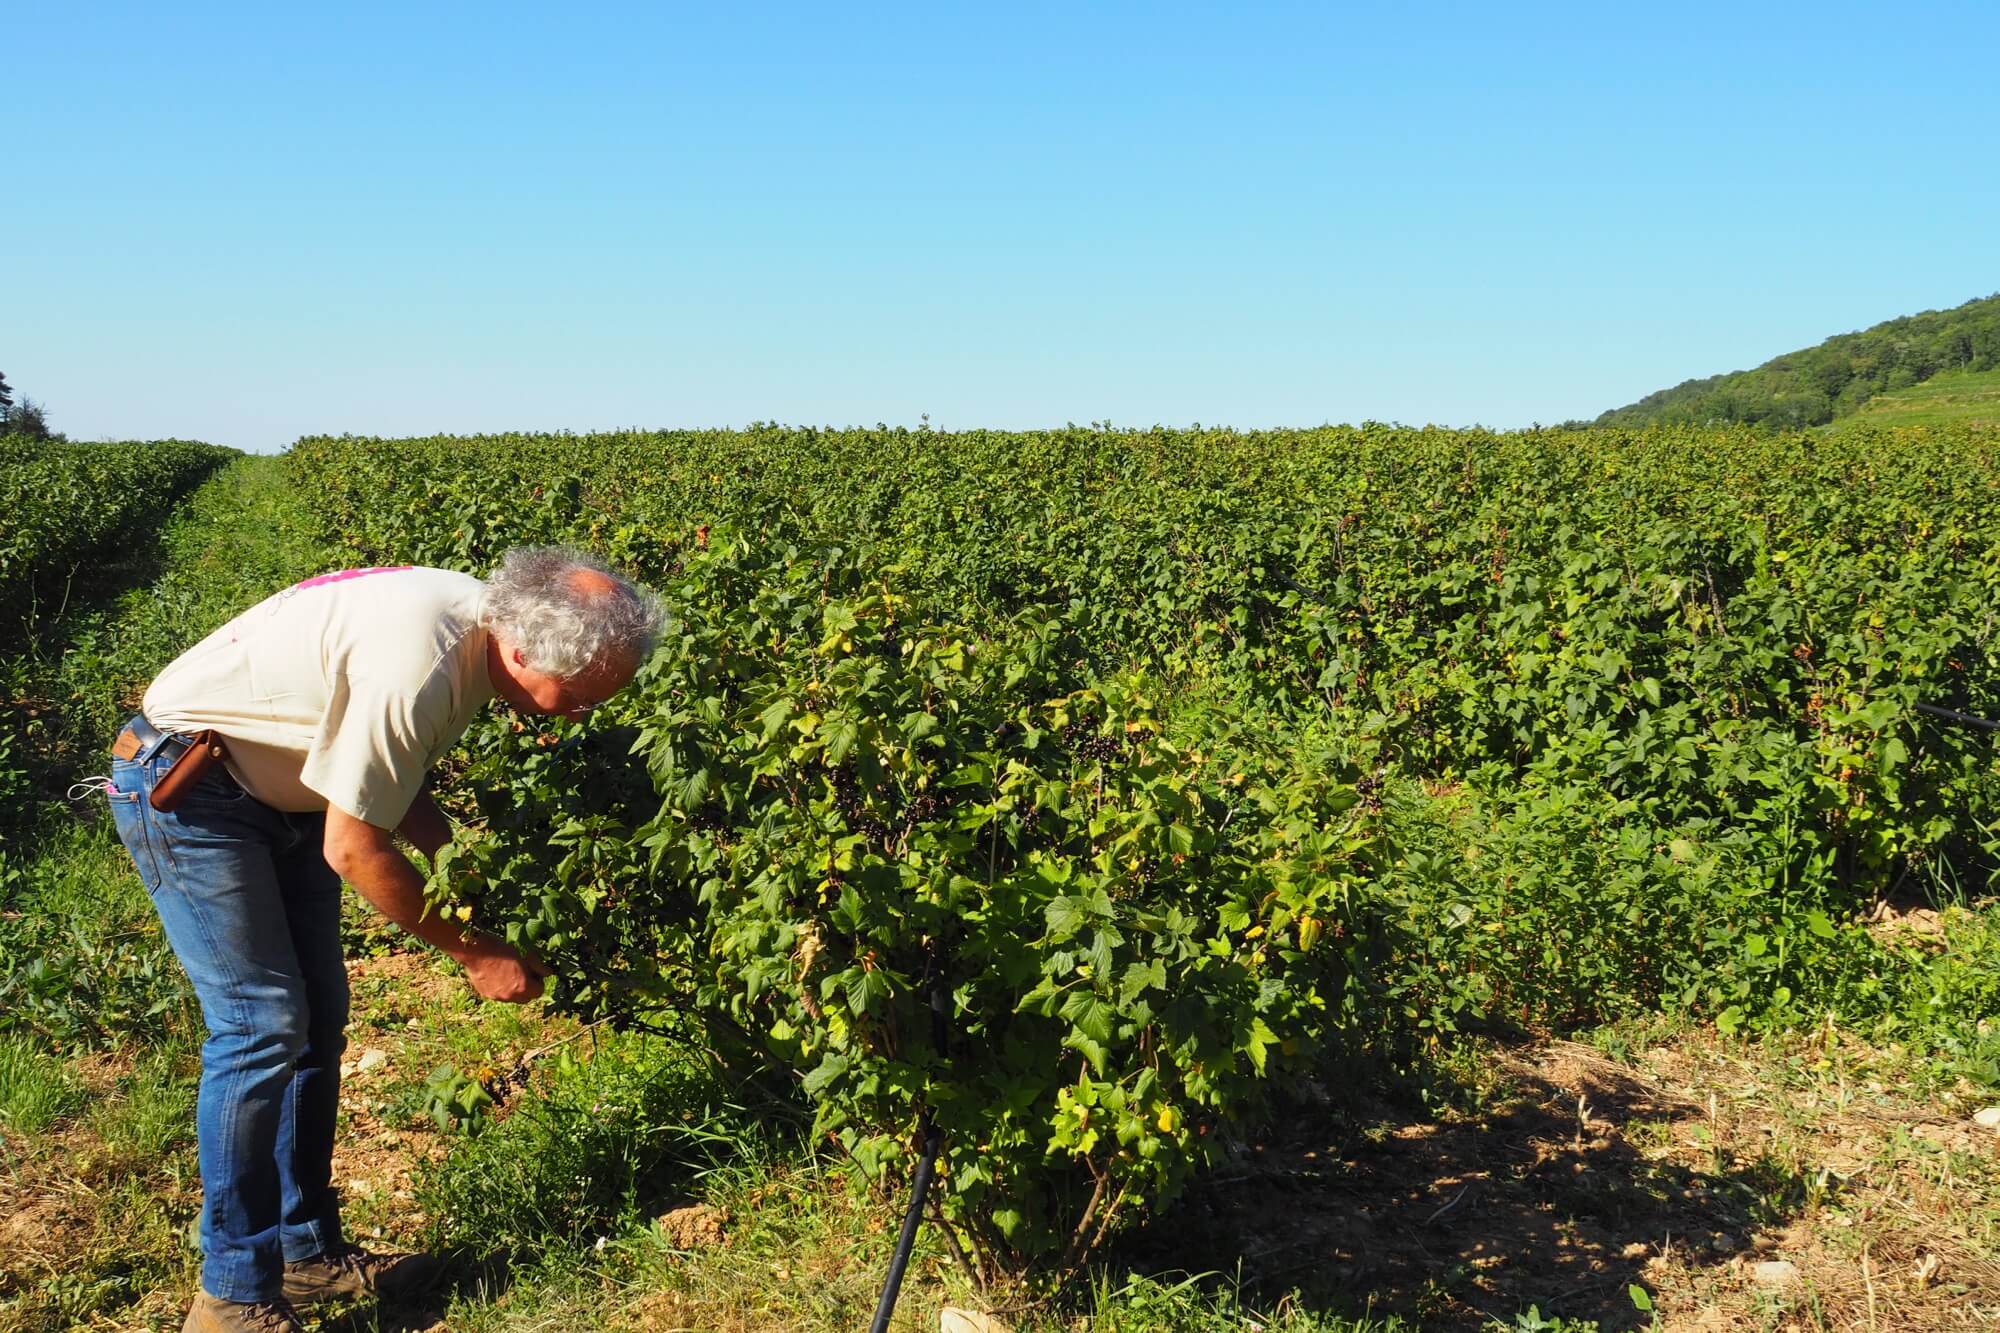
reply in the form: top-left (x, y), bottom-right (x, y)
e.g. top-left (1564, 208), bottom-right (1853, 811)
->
top-left (1751, 1260), bottom-right (1800, 1286)
top-left (1972, 1106), bottom-right (2000, 1130)
top-left (941, 1310), bottom-right (1012, 1333)
top-left (355, 1048), bottom-right (389, 1074)
top-left (1621, 1241), bottom-right (1650, 1259)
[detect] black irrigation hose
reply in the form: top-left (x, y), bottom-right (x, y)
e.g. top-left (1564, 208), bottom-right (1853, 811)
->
top-left (1914, 701), bottom-right (2000, 732)
top-left (869, 957), bottom-right (954, 1333)
top-left (869, 1118), bottom-right (943, 1333)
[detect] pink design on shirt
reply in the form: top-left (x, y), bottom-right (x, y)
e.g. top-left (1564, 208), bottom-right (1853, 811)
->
top-left (294, 566), bottom-right (414, 591)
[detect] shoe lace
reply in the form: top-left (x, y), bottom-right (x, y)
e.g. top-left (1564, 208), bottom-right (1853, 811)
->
top-left (318, 1244), bottom-right (375, 1273)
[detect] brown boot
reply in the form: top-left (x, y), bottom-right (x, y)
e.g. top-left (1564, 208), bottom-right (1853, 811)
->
top-left (183, 1292), bottom-right (303, 1333)
top-left (280, 1244), bottom-right (439, 1303)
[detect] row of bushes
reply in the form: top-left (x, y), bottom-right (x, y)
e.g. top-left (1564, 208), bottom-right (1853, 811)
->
top-left (291, 422), bottom-right (2000, 1269)
top-left (0, 436), bottom-right (237, 630)
top-left (296, 421), bottom-right (2000, 909)
top-left (0, 437), bottom-right (238, 854)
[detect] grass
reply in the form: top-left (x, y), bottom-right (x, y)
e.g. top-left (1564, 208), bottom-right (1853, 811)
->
top-left (0, 818), bottom-right (199, 1054)
top-left (343, 1033), bottom-right (1462, 1331)
top-left (90, 1045), bottom-right (199, 1167)
top-left (408, 1027), bottom-right (765, 1261)
top-left (1831, 366), bottom-right (2000, 431)
top-left (0, 1044), bottom-right (203, 1332)
top-left (0, 1034), bottom-right (87, 1135)
top-left (1622, 1029), bottom-right (2000, 1330)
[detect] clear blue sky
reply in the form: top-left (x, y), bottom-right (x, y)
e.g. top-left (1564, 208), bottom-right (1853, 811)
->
top-left (9, 2), bottom-right (1997, 451)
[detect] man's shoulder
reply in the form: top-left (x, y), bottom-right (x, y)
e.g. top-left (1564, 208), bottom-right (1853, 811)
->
top-left (277, 565), bottom-right (481, 613)
top-left (399, 567), bottom-right (486, 613)
top-left (317, 568), bottom-right (487, 685)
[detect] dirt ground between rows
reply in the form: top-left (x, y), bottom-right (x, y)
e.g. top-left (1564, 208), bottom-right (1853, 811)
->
top-left (7, 951), bottom-right (1999, 1331)
top-left (1125, 1037), bottom-right (2000, 1331)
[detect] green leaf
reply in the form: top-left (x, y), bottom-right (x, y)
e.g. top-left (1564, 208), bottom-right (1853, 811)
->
top-left (1063, 1030), bottom-right (1110, 1075)
top-left (1241, 1017), bottom-right (1278, 1075)
top-left (801, 1052), bottom-right (849, 1098)
top-left (1017, 975), bottom-right (1064, 1016)
top-left (1084, 929), bottom-right (1117, 977)
top-left (824, 715), bottom-right (860, 763)
top-left (1120, 959), bottom-right (1166, 1004)
top-left (844, 967), bottom-right (891, 1016)
top-left (1045, 894), bottom-right (1094, 941)
top-left (991, 1206), bottom-right (1026, 1241)
top-left (1060, 990), bottom-right (1115, 1044)
top-left (757, 699), bottom-right (795, 739)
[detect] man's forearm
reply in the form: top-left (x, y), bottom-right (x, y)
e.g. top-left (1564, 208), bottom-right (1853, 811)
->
top-left (336, 838), bottom-right (480, 961)
top-left (325, 802), bottom-right (544, 1002)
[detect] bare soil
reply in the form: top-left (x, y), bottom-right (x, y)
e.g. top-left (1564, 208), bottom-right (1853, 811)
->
top-left (1123, 1034), bottom-right (2000, 1330)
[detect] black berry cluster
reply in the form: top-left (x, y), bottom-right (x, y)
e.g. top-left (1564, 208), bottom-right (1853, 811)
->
top-left (1060, 718), bottom-right (1127, 764)
top-left (830, 765), bottom-right (891, 845)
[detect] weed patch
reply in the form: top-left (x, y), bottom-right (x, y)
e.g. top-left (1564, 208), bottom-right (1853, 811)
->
top-left (416, 1030), bottom-right (783, 1266)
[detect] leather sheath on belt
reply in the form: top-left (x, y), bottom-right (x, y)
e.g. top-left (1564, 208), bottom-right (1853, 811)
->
top-left (148, 730), bottom-right (229, 813)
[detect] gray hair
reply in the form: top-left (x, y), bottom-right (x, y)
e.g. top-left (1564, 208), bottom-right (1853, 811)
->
top-left (481, 546), bottom-right (665, 678)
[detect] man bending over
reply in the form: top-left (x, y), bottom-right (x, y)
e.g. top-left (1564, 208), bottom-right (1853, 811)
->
top-left (106, 547), bottom-right (663, 1333)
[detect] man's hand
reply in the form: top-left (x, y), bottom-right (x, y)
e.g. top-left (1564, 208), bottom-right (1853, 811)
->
top-left (325, 804), bottom-right (553, 1004)
top-left (461, 932), bottom-right (554, 1003)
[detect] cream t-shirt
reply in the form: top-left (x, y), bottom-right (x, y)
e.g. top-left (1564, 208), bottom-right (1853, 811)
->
top-left (143, 566), bottom-right (495, 827)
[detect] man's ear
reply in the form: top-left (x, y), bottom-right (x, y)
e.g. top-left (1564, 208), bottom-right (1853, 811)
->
top-left (513, 648), bottom-right (527, 667)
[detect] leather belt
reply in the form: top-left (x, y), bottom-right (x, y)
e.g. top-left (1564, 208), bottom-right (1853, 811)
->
top-left (112, 715), bottom-right (183, 762)
top-left (111, 717), bottom-right (230, 812)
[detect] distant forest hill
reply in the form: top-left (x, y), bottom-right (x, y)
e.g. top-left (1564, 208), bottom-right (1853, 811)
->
top-left (1596, 293), bottom-right (2000, 429)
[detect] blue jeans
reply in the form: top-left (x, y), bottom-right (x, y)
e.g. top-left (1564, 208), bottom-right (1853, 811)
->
top-left (107, 716), bottom-right (348, 1301)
